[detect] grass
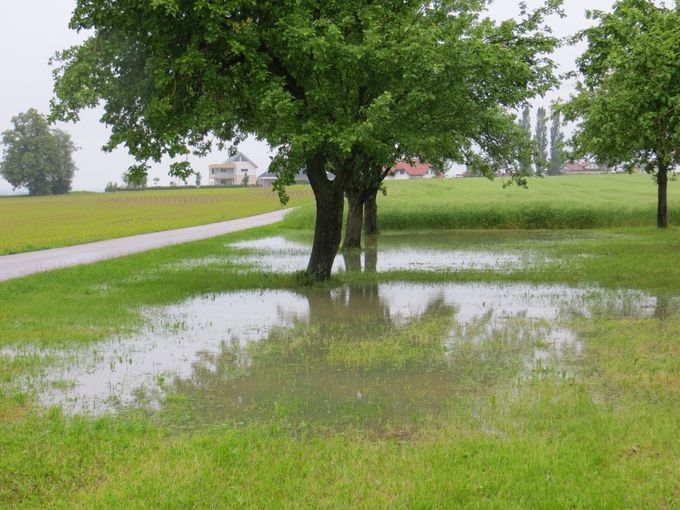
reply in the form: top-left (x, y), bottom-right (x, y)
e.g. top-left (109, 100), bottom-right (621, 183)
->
top-left (1, 201), bottom-right (680, 506)
top-left (0, 186), bottom-right (313, 255)
top-left (284, 173), bottom-right (680, 230)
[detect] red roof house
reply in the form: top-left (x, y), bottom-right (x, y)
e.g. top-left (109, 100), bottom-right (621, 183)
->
top-left (388, 160), bottom-right (439, 179)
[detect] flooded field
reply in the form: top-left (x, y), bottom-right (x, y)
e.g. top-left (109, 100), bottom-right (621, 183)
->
top-left (4, 280), bottom-right (664, 430)
top-left (224, 232), bottom-right (548, 272)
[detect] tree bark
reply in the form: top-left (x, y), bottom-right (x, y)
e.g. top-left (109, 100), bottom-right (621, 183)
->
top-left (343, 190), bottom-right (364, 249)
top-left (305, 153), bottom-right (346, 281)
top-left (305, 185), bottom-right (345, 280)
top-left (657, 165), bottom-right (668, 228)
top-left (364, 190), bottom-right (378, 235)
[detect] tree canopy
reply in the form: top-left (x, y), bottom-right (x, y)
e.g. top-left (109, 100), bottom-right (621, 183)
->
top-left (1, 109), bottom-right (77, 196)
top-left (561, 0), bottom-right (680, 227)
top-left (52, 0), bottom-right (561, 279)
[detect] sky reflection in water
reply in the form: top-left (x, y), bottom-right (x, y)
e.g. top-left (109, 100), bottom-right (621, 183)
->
top-left (5, 281), bottom-right (660, 429)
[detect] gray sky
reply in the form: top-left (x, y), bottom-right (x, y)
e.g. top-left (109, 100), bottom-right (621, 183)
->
top-left (0, 0), bottom-right (614, 193)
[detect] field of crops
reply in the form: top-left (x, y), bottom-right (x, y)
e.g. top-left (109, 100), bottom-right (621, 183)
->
top-left (284, 173), bottom-right (680, 230)
top-left (0, 186), bottom-right (313, 255)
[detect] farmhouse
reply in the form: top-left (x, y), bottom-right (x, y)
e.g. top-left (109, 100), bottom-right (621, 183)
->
top-left (387, 160), bottom-right (439, 180)
top-left (209, 152), bottom-right (258, 186)
top-left (561, 160), bottom-right (608, 174)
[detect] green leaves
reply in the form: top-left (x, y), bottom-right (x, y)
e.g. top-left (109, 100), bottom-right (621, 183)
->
top-left (0, 109), bottom-right (77, 196)
top-left (564, 0), bottom-right (680, 170)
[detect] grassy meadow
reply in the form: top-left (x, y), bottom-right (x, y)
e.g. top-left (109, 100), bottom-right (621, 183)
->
top-left (285, 173), bottom-right (680, 230)
top-left (0, 186), bottom-right (312, 255)
top-left (1, 174), bottom-right (680, 508)
top-left (1, 173), bottom-right (676, 255)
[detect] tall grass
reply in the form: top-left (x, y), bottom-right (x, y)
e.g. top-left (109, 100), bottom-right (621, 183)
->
top-left (284, 174), bottom-right (679, 230)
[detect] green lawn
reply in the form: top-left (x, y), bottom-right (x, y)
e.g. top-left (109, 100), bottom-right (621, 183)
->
top-left (0, 186), bottom-right (312, 255)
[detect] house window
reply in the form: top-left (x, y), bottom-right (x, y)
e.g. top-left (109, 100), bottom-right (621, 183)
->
top-left (241, 168), bottom-right (248, 173)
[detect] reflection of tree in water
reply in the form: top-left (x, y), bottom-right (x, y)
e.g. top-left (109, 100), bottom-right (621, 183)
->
top-left (341, 234), bottom-right (378, 273)
top-left (154, 285), bottom-right (573, 431)
top-left (654, 293), bottom-right (680, 320)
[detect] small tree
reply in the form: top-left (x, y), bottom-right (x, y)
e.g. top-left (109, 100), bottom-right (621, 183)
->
top-left (562, 0), bottom-right (680, 228)
top-left (122, 170), bottom-right (147, 189)
top-left (1, 109), bottom-right (77, 195)
top-left (241, 174), bottom-right (249, 187)
top-left (194, 172), bottom-right (201, 187)
top-left (534, 106), bottom-right (548, 175)
top-left (548, 110), bottom-right (564, 175)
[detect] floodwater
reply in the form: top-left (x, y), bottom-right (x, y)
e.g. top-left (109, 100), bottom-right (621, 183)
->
top-left (4, 280), bottom-right (663, 430)
top-left (225, 233), bottom-right (545, 272)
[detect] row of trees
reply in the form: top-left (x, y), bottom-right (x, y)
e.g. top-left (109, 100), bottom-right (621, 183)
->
top-left (0, 109), bottom-right (77, 195)
top-left (519, 106), bottom-right (564, 176)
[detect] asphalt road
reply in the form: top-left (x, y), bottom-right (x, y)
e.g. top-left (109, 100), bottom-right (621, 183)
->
top-left (0, 209), bottom-right (290, 282)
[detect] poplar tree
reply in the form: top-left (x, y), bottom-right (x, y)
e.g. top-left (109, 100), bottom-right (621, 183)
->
top-left (548, 110), bottom-right (564, 175)
top-left (534, 106), bottom-right (548, 175)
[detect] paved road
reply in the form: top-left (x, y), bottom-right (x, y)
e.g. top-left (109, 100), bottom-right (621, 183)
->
top-left (0, 209), bottom-right (290, 282)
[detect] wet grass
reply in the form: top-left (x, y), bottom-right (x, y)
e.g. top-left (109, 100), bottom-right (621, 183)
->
top-left (284, 174), bottom-right (680, 230)
top-left (1, 225), bottom-right (680, 507)
top-left (0, 186), bottom-right (312, 255)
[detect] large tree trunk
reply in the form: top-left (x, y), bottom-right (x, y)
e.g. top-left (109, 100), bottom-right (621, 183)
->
top-left (343, 190), bottom-right (364, 249)
top-left (305, 153), bottom-right (347, 281)
top-left (306, 185), bottom-right (345, 280)
top-left (657, 166), bottom-right (668, 228)
top-left (364, 190), bottom-right (378, 235)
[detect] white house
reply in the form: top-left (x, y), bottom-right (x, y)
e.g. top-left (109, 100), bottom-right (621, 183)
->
top-left (209, 152), bottom-right (258, 186)
top-left (386, 160), bottom-right (440, 180)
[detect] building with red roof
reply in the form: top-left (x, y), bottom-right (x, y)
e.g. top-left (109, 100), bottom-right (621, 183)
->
top-left (387, 160), bottom-right (440, 180)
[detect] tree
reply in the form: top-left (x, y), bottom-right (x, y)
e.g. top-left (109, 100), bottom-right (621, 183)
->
top-left (52, 0), bottom-right (560, 280)
top-left (534, 106), bottom-right (548, 175)
top-left (1, 109), bottom-right (77, 195)
top-left (561, 0), bottom-right (680, 228)
top-left (122, 170), bottom-right (147, 189)
top-left (338, 4), bottom-right (561, 248)
top-left (519, 106), bottom-right (534, 175)
top-left (194, 172), bottom-right (201, 187)
top-left (548, 110), bottom-right (564, 175)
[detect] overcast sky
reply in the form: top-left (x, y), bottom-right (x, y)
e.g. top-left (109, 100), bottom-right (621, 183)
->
top-left (0, 0), bottom-right (614, 193)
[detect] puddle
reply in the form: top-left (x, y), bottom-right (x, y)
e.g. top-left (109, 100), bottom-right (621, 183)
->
top-left (225, 235), bottom-right (542, 273)
top-left (4, 282), bottom-right (660, 429)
